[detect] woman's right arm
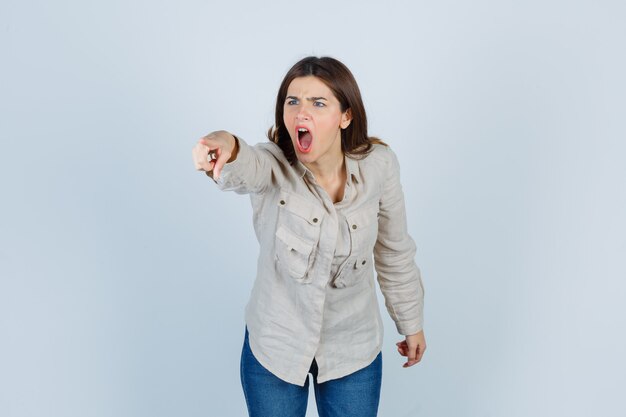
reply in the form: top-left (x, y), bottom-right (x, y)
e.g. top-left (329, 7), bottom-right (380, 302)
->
top-left (192, 130), bottom-right (278, 194)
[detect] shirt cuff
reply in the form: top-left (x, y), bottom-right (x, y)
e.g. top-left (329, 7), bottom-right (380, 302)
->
top-left (395, 316), bottom-right (424, 336)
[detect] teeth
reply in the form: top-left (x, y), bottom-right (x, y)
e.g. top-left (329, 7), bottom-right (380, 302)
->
top-left (298, 128), bottom-right (308, 132)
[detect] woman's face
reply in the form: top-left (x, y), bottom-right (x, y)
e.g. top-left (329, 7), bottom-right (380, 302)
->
top-left (283, 76), bottom-right (352, 166)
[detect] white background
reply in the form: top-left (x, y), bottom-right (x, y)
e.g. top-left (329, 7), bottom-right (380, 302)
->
top-left (1, 1), bottom-right (625, 416)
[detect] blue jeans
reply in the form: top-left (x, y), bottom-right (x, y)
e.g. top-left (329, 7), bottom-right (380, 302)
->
top-left (240, 326), bottom-right (382, 417)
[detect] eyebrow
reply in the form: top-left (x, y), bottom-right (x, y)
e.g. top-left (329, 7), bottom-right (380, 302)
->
top-left (285, 96), bottom-right (328, 101)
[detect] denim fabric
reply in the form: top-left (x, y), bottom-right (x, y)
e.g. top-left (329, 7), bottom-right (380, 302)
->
top-left (240, 326), bottom-right (382, 417)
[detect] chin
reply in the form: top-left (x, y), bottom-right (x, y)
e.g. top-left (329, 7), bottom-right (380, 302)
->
top-left (296, 153), bottom-right (314, 164)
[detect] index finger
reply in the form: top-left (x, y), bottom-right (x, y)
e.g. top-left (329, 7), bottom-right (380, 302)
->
top-left (200, 136), bottom-right (221, 157)
top-left (212, 148), bottom-right (231, 181)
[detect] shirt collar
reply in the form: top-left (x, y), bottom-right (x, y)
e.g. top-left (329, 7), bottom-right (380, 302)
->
top-left (346, 155), bottom-right (360, 185)
top-left (294, 153), bottom-right (360, 185)
top-left (293, 158), bottom-right (306, 178)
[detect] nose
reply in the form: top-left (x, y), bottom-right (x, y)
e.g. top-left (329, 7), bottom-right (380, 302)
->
top-left (296, 106), bottom-right (311, 121)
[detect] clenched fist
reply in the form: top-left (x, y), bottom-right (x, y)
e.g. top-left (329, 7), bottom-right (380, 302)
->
top-left (396, 329), bottom-right (426, 368)
top-left (192, 130), bottom-right (239, 180)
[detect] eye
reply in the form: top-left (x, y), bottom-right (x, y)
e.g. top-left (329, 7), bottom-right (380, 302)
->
top-left (286, 99), bottom-right (297, 105)
top-left (314, 101), bottom-right (325, 107)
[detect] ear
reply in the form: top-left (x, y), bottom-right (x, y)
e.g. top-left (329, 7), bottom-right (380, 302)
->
top-left (340, 108), bottom-right (352, 129)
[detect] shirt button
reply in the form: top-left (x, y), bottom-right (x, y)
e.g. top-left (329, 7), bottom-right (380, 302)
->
top-left (312, 218), bottom-right (318, 223)
top-left (352, 224), bottom-right (357, 229)
top-left (361, 260), bottom-right (366, 265)
top-left (280, 200), bottom-right (285, 205)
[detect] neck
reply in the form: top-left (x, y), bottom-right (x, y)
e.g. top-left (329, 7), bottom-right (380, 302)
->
top-left (303, 152), bottom-right (345, 185)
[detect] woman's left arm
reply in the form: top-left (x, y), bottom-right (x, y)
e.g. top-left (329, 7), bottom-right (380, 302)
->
top-left (373, 145), bottom-right (427, 367)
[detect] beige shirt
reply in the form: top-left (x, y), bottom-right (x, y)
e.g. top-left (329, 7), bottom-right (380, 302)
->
top-left (211, 135), bottom-right (425, 386)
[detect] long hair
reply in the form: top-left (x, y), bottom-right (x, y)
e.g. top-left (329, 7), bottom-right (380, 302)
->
top-left (266, 56), bottom-right (388, 165)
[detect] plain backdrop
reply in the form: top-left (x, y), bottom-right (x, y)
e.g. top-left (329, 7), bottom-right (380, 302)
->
top-left (1, 1), bottom-right (625, 416)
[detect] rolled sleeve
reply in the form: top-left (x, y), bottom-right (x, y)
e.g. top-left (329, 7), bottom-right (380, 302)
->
top-left (373, 146), bottom-right (425, 336)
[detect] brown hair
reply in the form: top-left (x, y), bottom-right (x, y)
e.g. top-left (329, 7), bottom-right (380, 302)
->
top-left (266, 56), bottom-right (388, 165)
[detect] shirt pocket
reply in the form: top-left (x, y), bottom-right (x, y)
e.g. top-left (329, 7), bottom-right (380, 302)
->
top-left (275, 225), bottom-right (316, 282)
top-left (274, 191), bottom-right (325, 283)
top-left (345, 199), bottom-right (379, 254)
top-left (330, 253), bottom-right (372, 289)
top-left (331, 200), bottom-right (379, 288)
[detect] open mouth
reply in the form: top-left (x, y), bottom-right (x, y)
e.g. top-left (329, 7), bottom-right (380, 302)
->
top-left (297, 127), bottom-right (313, 152)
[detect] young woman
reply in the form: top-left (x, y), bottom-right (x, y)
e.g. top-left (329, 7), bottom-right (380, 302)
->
top-left (192, 56), bottom-right (426, 417)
